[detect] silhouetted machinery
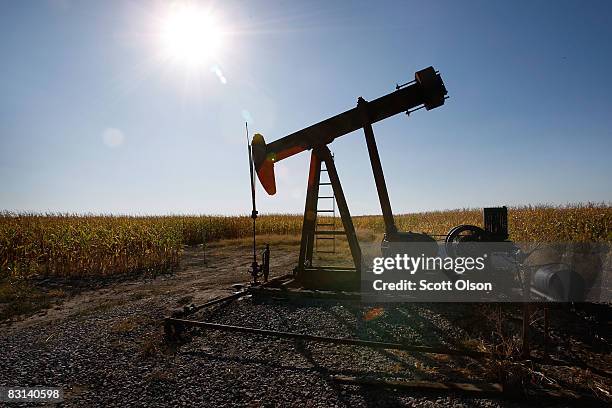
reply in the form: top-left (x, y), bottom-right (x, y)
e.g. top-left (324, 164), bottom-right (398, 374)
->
top-left (164, 67), bottom-right (585, 366)
top-left (250, 66), bottom-right (510, 289)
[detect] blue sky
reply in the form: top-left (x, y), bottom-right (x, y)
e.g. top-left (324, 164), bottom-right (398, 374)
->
top-left (1, 0), bottom-right (610, 215)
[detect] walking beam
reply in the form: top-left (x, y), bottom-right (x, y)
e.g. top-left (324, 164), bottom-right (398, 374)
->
top-left (251, 67), bottom-right (446, 195)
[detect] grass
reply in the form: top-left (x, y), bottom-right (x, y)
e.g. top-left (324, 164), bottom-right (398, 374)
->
top-left (0, 277), bottom-right (50, 320)
top-left (1, 203), bottom-right (610, 280)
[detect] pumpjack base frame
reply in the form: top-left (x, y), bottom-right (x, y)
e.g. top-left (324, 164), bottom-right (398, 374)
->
top-left (163, 275), bottom-right (589, 401)
top-left (164, 274), bottom-right (495, 360)
top-left (294, 267), bottom-right (360, 291)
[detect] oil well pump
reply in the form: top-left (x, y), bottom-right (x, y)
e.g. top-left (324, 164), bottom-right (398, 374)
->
top-left (249, 66), bottom-right (505, 289)
top-left (165, 66), bottom-right (561, 364)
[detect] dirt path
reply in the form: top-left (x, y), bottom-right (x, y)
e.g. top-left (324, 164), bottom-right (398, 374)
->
top-left (4, 242), bottom-right (297, 332)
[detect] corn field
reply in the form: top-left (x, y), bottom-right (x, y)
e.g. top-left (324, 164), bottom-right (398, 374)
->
top-left (1, 204), bottom-right (610, 279)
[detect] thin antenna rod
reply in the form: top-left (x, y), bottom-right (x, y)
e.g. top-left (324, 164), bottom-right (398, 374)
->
top-left (246, 122), bottom-right (257, 264)
top-left (247, 123), bottom-right (256, 219)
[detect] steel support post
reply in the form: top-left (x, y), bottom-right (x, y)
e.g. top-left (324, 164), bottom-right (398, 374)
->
top-left (298, 150), bottom-right (322, 271)
top-left (357, 97), bottom-right (397, 236)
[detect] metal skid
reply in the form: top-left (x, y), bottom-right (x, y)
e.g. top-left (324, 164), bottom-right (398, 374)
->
top-left (164, 277), bottom-right (493, 360)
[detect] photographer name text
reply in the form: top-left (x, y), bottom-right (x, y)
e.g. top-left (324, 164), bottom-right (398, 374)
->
top-left (372, 279), bottom-right (492, 292)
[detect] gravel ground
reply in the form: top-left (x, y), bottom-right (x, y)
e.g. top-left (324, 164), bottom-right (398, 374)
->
top-left (0, 245), bottom-right (602, 407)
top-left (0, 297), bottom-right (526, 407)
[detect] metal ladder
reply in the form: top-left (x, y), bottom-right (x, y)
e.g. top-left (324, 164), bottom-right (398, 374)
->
top-left (315, 155), bottom-right (337, 254)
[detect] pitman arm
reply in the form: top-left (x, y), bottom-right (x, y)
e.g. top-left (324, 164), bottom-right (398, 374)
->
top-left (252, 66), bottom-right (447, 195)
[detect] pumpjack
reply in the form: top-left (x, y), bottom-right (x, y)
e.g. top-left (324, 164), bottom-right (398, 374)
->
top-left (249, 66), bottom-right (508, 290)
top-left (165, 66), bottom-right (544, 365)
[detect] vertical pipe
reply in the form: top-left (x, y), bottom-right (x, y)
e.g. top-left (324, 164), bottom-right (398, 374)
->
top-left (522, 304), bottom-right (530, 358)
top-left (543, 306), bottom-right (549, 360)
top-left (522, 267), bottom-right (531, 358)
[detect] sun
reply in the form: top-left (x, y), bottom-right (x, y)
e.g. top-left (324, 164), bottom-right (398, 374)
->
top-left (160, 4), bottom-right (224, 67)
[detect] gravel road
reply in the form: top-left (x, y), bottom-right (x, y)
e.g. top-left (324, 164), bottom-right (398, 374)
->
top-left (0, 244), bottom-right (597, 407)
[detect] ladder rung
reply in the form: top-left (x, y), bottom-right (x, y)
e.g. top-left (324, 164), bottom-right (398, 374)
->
top-left (315, 230), bottom-right (344, 235)
top-left (316, 251), bottom-right (336, 254)
top-left (319, 182), bottom-right (332, 185)
top-left (317, 209), bottom-right (334, 213)
top-left (317, 196), bottom-right (334, 199)
top-left (317, 223), bottom-right (335, 227)
top-left (316, 236), bottom-right (335, 240)
top-left (320, 169), bottom-right (328, 172)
